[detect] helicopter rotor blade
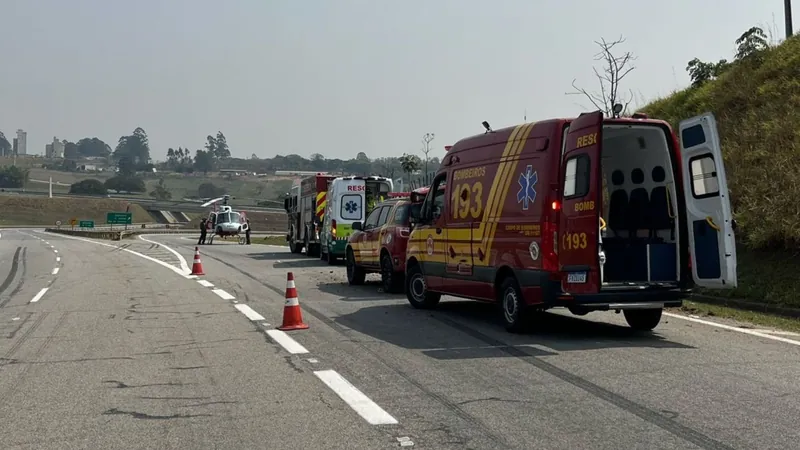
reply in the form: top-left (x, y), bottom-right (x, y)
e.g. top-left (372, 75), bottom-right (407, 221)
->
top-left (201, 197), bottom-right (226, 207)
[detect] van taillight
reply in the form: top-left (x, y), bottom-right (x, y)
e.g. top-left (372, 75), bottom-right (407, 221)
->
top-left (331, 220), bottom-right (337, 237)
top-left (398, 227), bottom-right (410, 238)
top-left (551, 200), bottom-right (561, 211)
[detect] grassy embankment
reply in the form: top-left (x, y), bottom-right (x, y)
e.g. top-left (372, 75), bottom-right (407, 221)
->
top-left (0, 197), bottom-right (151, 226)
top-left (641, 34), bottom-right (800, 322)
top-left (8, 164), bottom-right (292, 208)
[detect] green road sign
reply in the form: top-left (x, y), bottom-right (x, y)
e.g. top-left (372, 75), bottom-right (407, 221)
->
top-left (106, 212), bottom-right (132, 225)
top-left (79, 220), bottom-right (95, 228)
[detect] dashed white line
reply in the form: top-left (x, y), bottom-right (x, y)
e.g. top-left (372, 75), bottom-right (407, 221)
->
top-left (211, 289), bottom-right (235, 300)
top-left (56, 257), bottom-right (60, 262)
top-left (664, 312), bottom-right (800, 346)
top-left (234, 304), bottom-right (265, 321)
top-left (313, 369), bottom-right (398, 425)
top-left (53, 250), bottom-right (58, 253)
top-left (52, 268), bottom-right (59, 275)
top-left (197, 280), bottom-right (215, 288)
top-left (266, 329), bottom-right (310, 354)
top-left (30, 288), bottom-right (49, 303)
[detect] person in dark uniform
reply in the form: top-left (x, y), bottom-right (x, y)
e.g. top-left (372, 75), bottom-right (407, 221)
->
top-left (245, 218), bottom-right (252, 245)
top-left (198, 218), bottom-right (208, 245)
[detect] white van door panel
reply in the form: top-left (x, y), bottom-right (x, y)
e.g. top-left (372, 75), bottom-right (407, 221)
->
top-left (679, 113), bottom-right (737, 289)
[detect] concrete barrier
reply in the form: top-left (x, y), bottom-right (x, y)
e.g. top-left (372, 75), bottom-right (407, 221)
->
top-left (44, 228), bottom-right (131, 241)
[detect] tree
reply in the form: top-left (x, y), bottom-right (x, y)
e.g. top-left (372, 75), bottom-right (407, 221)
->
top-left (686, 58), bottom-right (730, 88)
top-left (214, 131), bottom-right (230, 159)
top-left (105, 176), bottom-right (146, 194)
top-left (117, 156), bottom-right (136, 176)
top-left (76, 137), bottom-right (112, 157)
top-left (356, 152), bottom-right (369, 162)
top-left (400, 153), bottom-right (422, 175)
top-left (0, 132), bottom-right (10, 157)
top-left (149, 178), bottom-right (172, 200)
top-left (194, 149), bottom-right (215, 174)
top-left (567, 36), bottom-right (637, 117)
top-left (63, 140), bottom-right (80, 159)
top-left (205, 135), bottom-right (217, 159)
top-left (113, 127), bottom-right (151, 169)
top-left (0, 166), bottom-right (28, 188)
top-left (735, 26), bottom-right (769, 60)
top-left (69, 179), bottom-right (106, 195)
top-left (198, 182), bottom-right (226, 199)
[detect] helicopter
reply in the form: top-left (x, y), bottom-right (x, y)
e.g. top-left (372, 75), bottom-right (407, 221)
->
top-left (201, 195), bottom-right (249, 244)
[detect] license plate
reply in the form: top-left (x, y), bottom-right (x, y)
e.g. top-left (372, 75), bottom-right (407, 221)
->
top-left (567, 272), bottom-right (587, 284)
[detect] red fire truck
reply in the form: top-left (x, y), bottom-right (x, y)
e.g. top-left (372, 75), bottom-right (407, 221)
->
top-left (284, 173), bottom-right (335, 256)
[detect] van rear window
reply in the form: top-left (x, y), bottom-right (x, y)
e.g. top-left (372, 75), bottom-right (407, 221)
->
top-left (563, 154), bottom-right (590, 199)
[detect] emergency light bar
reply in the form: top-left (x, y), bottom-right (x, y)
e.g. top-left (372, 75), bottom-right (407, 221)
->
top-left (387, 192), bottom-right (411, 198)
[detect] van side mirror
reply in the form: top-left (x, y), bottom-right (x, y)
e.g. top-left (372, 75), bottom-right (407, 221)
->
top-left (283, 198), bottom-right (290, 212)
top-left (352, 221), bottom-right (363, 231)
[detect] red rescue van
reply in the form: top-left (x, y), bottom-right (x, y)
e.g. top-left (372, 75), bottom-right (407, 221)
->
top-left (405, 111), bottom-right (737, 332)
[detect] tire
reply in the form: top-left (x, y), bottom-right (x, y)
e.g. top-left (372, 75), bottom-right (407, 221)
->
top-left (289, 240), bottom-right (302, 254)
top-left (623, 308), bottom-right (663, 331)
top-left (380, 252), bottom-right (403, 293)
top-left (499, 276), bottom-right (531, 333)
top-left (346, 248), bottom-right (366, 285)
top-left (405, 263), bottom-right (440, 309)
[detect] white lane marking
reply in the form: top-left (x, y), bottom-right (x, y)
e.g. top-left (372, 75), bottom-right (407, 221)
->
top-left (41, 232), bottom-right (190, 277)
top-left (0, 232), bottom-right (2, 239)
top-left (211, 289), bottom-right (235, 300)
top-left (50, 245), bottom-right (54, 249)
top-left (53, 250), bottom-right (58, 253)
top-left (185, 275), bottom-right (198, 279)
top-left (52, 268), bottom-right (59, 275)
top-left (234, 304), bottom-right (266, 321)
top-left (664, 312), bottom-right (800, 346)
top-left (197, 280), bottom-right (214, 288)
top-left (56, 257), bottom-right (60, 262)
top-left (313, 370), bottom-right (398, 425)
top-left (138, 235), bottom-right (191, 274)
top-left (266, 329), bottom-right (309, 354)
top-left (30, 288), bottom-right (49, 303)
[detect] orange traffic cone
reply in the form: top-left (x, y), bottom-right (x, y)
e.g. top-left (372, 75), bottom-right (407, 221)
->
top-left (191, 247), bottom-right (205, 276)
top-left (278, 272), bottom-right (309, 331)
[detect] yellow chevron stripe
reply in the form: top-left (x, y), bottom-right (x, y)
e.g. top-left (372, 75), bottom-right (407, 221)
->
top-left (465, 124), bottom-right (525, 245)
top-left (483, 122), bottom-right (535, 258)
top-left (315, 192), bottom-right (327, 216)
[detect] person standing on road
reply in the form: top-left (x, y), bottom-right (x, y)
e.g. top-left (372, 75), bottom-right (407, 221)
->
top-left (245, 218), bottom-right (251, 245)
top-left (198, 218), bottom-right (208, 245)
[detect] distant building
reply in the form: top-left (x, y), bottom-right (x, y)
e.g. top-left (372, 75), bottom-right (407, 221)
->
top-left (15, 129), bottom-right (27, 155)
top-left (45, 137), bottom-right (65, 159)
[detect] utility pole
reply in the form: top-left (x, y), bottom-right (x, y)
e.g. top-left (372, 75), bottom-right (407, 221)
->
top-left (786, 0), bottom-right (794, 38)
top-left (421, 133), bottom-right (434, 181)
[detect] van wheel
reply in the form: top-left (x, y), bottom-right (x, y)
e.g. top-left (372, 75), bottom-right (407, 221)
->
top-left (346, 249), bottom-right (365, 285)
top-left (499, 276), bottom-right (531, 333)
top-left (623, 309), bottom-right (663, 331)
top-left (405, 264), bottom-right (440, 309)
top-left (380, 253), bottom-right (403, 293)
top-left (327, 248), bottom-right (338, 265)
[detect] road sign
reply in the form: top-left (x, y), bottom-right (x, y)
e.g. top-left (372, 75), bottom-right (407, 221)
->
top-left (55, 220), bottom-right (62, 226)
top-left (69, 218), bottom-right (78, 226)
top-left (106, 212), bottom-right (132, 225)
top-left (79, 220), bottom-right (94, 228)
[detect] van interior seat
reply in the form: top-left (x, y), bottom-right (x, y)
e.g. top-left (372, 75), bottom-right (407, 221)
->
top-left (607, 170), bottom-right (628, 238)
top-left (627, 168), bottom-right (650, 238)
top-left (648, 165), bottom-right (673, 240)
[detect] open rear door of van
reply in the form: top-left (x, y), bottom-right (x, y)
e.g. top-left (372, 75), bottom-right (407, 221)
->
top-left (559, 110), bottom-right (603, 294)
top-left (679, 113), bottom-right (737, 289)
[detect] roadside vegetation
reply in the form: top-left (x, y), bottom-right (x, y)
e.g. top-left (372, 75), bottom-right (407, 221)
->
top-left (0, 197), bottom-right (150, 226)
top-left (641, 28), bottom-right (800, 312)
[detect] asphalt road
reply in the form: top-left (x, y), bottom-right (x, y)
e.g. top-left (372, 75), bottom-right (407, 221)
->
top-left (2, 230), bottom-right (800, 449)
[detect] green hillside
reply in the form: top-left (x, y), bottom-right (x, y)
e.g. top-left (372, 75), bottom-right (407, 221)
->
top-left (641, 31), bottom-right (800, 308)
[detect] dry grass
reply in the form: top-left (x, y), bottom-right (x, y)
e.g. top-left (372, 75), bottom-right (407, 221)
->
top-left (0, 196), bottom-right (151, 226)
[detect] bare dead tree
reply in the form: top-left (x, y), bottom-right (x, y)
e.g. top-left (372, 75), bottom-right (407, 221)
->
top-left (567, 36), bottom-right (637, 117)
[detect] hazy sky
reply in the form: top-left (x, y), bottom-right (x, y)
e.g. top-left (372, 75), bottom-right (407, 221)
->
top-left (0, 0), bottom-right (792, 162)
